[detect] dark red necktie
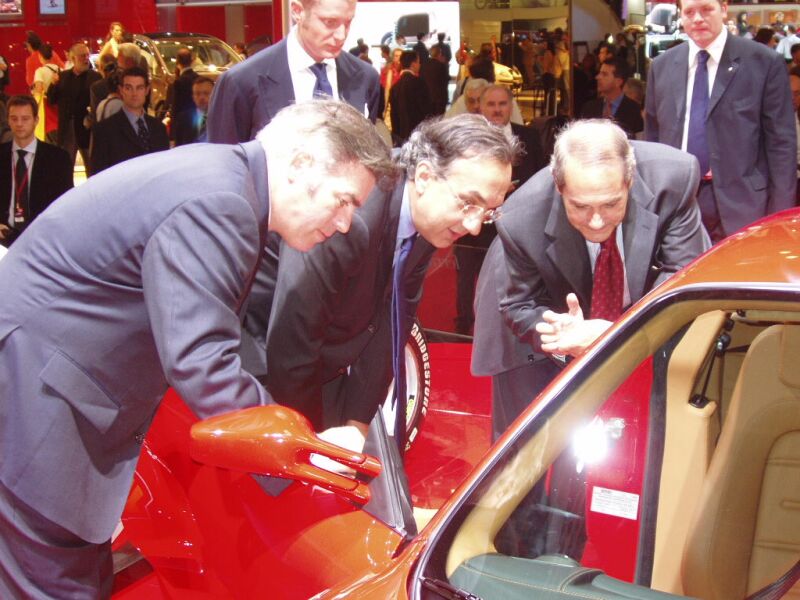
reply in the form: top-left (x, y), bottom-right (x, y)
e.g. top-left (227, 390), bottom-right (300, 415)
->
top-left (590, 232), bottom-right (624, 321)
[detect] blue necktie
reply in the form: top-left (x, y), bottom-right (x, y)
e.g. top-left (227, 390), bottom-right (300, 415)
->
top-left (392, 235), bottom-right (415, 454)
top-left (310, 62), bottom-right (333, 98)
top-left (687, 50), bottom-right (710, 175)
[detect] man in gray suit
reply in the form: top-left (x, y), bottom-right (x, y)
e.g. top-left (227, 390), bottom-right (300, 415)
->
top-left (0, 100), bottom-right (393, 599)
top-left (207, 0), bottom-right (380, 143)
top-left (243, 115), bottom-right (519, 440)
top-left (472, 120), bottom-right (710, 440)
top-left (645, 0), bottom-right (796, 242)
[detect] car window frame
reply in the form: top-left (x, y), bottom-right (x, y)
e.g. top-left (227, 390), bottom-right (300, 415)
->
top-left (411, 283), bottom-right (800, 598)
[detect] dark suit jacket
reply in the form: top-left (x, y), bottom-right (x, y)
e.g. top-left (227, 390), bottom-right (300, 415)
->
top-left (390, 71), bottom-right (433, 145)
top-left (168, 68), bottom-right (198, 119)
top-left (421, 58), bottom-right (449, 115)
top-left (645, 33), bottom-right (796, 236)
top-left (48, 67), bottom-right (102, 149)
top-left (0, 141), bottom-right (73, 245)
top-left (581, 94), bottom-right (643, 138)
top-left (173, 108), bottom-right (207, 146)
top-left (91, 110), bottom-right (170, 174)
top-left (472, 141), bottom-right (710, 377)
top-left (0, 141), bottom-right (272, 544)
top-left (241, 181), bottom-right (436, 430)
top-left (207, 38), bottom-right (381, 143)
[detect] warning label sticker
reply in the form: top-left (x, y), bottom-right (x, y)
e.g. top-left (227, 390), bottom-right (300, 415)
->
top-left (590, 486), bottom-right (640, 521)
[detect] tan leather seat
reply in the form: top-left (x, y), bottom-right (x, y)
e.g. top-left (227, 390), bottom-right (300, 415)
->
top-left (682, 324), bottom-right (800, 600)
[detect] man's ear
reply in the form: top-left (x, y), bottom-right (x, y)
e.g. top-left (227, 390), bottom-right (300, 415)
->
top-left (289, 0), bottom-right (305, 24)
top-left (413, 160), bottom-right (434, 196)
top-left (287, 151), bottom-right (314, 183)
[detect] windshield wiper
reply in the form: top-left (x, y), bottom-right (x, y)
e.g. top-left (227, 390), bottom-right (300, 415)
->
top-left (420, 577), bottom-right (483, 600)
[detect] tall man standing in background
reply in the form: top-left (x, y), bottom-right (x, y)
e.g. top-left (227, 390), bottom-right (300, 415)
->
top-left (207, 0), bottom-right (381, 143)
top-left (645, 0), bottom-right (795, 241)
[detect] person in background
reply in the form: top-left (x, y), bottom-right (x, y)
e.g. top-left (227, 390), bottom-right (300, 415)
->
top-left (90, 67), bottom-right (169, 175)
top-left (48, 42), bottom-right (100, 169)
top-left (646, 0), bottom-right (795, 242)
top-left (99, 22), bottom-right (125, 60)
top-left (0, 95), bottom-right (73, 248)
top-left (421, 45), bottom-right (450, 116)
top-left (94, 69), bottom-right (123, 123)
top-left (389, 50), bottom-right (433, 145)
top-left (0, 55), bottom-right (8, 100)
top-left (25, 31), bottom-right (65, 89)
top-left (173, 76), bottom-right (214, 145)
top-left (31, 44), bottom-right (60, 144)
top-left (207, 0), bottom-right (381, 143)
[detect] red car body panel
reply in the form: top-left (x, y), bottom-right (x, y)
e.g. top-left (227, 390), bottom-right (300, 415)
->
top-left (114, 390), bottom-right (403, 599)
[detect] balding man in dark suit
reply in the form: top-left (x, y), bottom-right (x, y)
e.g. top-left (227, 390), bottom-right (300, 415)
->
top-left (472, 120), bottom-right (710, 439)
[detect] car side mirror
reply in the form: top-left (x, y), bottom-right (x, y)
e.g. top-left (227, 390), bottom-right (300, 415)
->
top-left (189, 405), bottom-right (382, 504)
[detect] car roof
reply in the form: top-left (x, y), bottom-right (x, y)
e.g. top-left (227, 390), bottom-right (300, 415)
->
top-left (656, 208), bottom-right (800, 292)
top-left (138, 32), bottom-right (221, 40)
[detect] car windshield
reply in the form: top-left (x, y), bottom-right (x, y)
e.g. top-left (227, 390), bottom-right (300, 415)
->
top-left (148, 37), bottom-right (240, 75)
top-left (420, 289), bottom-right (800, 600)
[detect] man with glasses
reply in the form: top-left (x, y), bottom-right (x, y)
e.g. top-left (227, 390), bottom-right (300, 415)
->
top-left (241, 114), bottom-right (519, 449)
top-left (472, 119), bottom-right (710, 439)
top-left (91, 66), bottom-right (169, 174)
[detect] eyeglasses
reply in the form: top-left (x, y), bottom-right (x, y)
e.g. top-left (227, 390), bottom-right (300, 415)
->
top-left (441, 177), bottom-right (502, 225)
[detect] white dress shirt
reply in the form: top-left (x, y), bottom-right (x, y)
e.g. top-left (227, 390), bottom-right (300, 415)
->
top-left (681, 28), bottom-right (727, 154)
top-left (286, 26), bottom-right (340, 102)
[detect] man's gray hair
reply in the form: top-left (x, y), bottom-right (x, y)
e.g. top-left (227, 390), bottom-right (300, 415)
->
top-left (480, 83), bottom-right (512, 102)
top-left (464, 78), bottom-right (490, 94)
top-left (397, 113), bottom-right (522, 179)
top-left (257, 99), bottom-right (396, 184)
top-left (550, 119), bottom-right (636, 189)
top-left (117, 43), bottom-right (142, 64)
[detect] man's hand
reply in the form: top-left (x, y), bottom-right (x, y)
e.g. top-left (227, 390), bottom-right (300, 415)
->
top-left (311, 424), bottom-right (367, 474)
top-left (0, 224), bottom-right (10, 241)
top-left (535, 293), bottom-right (612, 357)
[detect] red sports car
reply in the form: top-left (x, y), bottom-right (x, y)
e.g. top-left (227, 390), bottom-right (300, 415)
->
top-left (113, 209), bottom-right (800, 600)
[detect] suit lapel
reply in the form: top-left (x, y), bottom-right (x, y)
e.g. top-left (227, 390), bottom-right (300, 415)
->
top-left (670, 45), bottom-right (689, 142)
top-left (0, 143), bottom-right (11, 225)
top-left (336, 54), bottom-right (364, 111)
top-left (708, 35), bottom-right (740, 117)
top-left (544, 194), bottom-right (592, 311)
top-left (259, 41), bottom-right (295, 125)
top-left (622, 174), bottom-right (658, 303)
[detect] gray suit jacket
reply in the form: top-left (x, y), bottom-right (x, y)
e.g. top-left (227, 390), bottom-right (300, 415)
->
top-left (645, 34), bottom-right (796, 236)
top-left (207, 38), bottom-right (382, 143)
top-left (242, 181), bottom-right (435, 429)
top-left (472, 141), bottom-right (710, 376)
top-left (0, 141), bottom-right (272, 543)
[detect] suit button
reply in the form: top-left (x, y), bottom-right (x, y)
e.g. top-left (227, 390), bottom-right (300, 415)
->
top-left (338, 367), bottom-right (346, 375)
top-left (527, 354), bottom-right (535, 363)
top-left (134, 433), bottom-right (145, 445)
top-left (367, 324), bottom-right (376, 334)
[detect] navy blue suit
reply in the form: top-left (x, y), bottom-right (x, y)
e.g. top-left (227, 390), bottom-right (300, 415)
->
top-left (207, 38), bottom-right (381, 143)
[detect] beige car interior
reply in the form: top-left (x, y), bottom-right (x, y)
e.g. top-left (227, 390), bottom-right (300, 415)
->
top-left (445, 301), bottom-right (800, 600)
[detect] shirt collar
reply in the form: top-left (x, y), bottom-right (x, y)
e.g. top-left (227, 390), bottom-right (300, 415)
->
top-left (608, 92), bottom-right (624, 113)
top-left (688, 26), bottom-right (727, 66)
top-left (398, 181), bottom-right (417, 241)
top-left (122, 106), bottom-right (145, 130)
top-left (287, 25), bottom-right (333, 73)
top-left (11, 138), bottom-right (38, 155)
top-left (502, 122), bottom-right (513, 137)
